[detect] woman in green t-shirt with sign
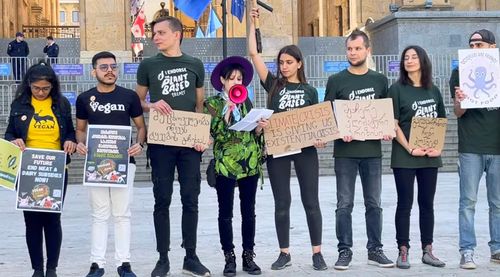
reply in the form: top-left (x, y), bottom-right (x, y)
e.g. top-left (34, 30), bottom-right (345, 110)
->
top-left (388, 45), bottom-right (447, 269)
top-left (247, 7), bottom-right (327, 272)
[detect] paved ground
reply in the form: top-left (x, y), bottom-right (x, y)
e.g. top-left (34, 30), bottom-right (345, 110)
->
top-left (0, 173), bottom-right (498, 277)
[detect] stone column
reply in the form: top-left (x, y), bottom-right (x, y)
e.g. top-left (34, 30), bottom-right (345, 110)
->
top-left (79, 0), bottom-right (131, 63)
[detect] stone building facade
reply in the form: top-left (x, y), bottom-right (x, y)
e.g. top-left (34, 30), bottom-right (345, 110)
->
top-left (0, 0), bottom-right (59, 38)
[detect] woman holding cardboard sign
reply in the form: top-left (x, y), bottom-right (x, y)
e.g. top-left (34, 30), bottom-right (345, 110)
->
top-left (248, 6), bottom-right (327, 271)
top-left (5, 62), bottom-right (76, 277)
top-left (205, 56), bottom-right (268, 276)
top-left (388, 45), bottom-right (446, 269)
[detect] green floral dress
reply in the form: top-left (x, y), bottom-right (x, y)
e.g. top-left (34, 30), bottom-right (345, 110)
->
top-left (205, 95), bottom-right (263, 180)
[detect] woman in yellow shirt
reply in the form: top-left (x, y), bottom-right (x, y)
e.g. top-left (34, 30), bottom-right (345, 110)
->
top-left (5, 62), bottom-right (76, 277)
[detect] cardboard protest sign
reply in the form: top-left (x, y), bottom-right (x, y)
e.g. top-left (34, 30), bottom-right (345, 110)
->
top-left (409, 117), bottom-right (448, 152)
top-left (264, 102), bottom-right (340, 156)
top-left (458, 48), bottom-right (500, 108)
top-left (17, 149), bottom-right (66, 213)
top-left (84, 125), bottom-right (131, 187)
top-left (0, 139), bottom-right (22, 191)
top-left (334, 98), bottom-right (396, 140)
top-left (148, 109), bottom-right (211, 148)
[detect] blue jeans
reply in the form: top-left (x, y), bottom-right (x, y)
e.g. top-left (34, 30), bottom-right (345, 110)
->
top-left (335, 157), bottom-right (383, 251)
top-left (459, 153), bottom-right (500, 255)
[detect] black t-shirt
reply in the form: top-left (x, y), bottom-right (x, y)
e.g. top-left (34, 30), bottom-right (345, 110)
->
top-left (261, 72), bottom-right (318, 112)
top-left (76, 86), bottom-right (143, 163)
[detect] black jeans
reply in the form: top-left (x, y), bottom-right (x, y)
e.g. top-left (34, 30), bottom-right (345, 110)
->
top-left (266, 146), bottom-right (322, 248)
top-left (334, 157), bottom-right (383, 251)
top-left (24, 170), bottom-right (67, 271)
top-left (393, 167), bottom-right (438, 249)
top-left (149, 144), bottom-right (202, 254)
top-left (215, 174), bottom-right (259, 252)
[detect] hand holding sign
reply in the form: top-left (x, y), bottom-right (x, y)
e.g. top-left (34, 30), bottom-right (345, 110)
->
top-left (408, 117), bottom-right (448, 153)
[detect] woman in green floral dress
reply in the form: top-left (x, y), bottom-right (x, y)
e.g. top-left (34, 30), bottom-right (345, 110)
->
top-left (205, 56), bottom-right (268, 277)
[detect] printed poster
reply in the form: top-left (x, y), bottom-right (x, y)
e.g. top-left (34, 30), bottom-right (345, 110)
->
top-left (458, 48), bottom-right (500, 108)
top-left (0, 139), bottom-right (22, 191)
top-left (16, 148), bottom-right (66, 213)
top-left (84, 125), bottom-right (131, 187)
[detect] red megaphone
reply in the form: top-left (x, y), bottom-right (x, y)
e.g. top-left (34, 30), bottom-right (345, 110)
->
top-left (228, 84), bottom-right (248, 104)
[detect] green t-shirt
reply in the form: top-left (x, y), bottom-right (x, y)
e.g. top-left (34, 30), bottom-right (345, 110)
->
top-left (324, 69), bottom-right (388, 158)
top-left (261, 72), bottom-right (318, 112)
top-left (450, 69), bottom-right (500, 154)
top-left (388, 82), bottom-right (446, 168)
top-left (204, 96), bottom-right (262, 180)
top-left (136, 53), bottom-right (205, 112)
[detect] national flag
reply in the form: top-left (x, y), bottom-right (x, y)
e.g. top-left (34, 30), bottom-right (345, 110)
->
top-left (195, 25), bottom-right (205, 38)
top-left (173, 0), bottom-right (211, 21)
top-left (206, 5), bottom-right (222, 38)
top-left (231, 0), bottom-right (245, 22)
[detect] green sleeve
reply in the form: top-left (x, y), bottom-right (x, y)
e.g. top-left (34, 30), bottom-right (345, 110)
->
top-left (261, 71), bottom-right (275, 92)
top-left (136, 59), bottom-right (149, 87)
top-left (435, 86), bottom-right (447, 118)
top-left (381, 75), bottom-right (389, 98)
top-left (388, 84), bottom-right (400, 120)
top-left (311, 86), bottom-right (319, 104)
top-left (324, 75), bottom-right (336, 101)
top-left (194, 58), bottom-right (205, 88)
top-left (449, 69), bottom-right (459, 98)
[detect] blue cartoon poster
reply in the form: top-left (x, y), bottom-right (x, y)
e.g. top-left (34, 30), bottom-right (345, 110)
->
top-left (458, 48), bottom-right (500, 109)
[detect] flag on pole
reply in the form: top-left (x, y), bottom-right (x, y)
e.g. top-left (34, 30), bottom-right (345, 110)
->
top-left (206, 5), bottom-right (222, 38)
top-left (173, 0), bottom-right (211, 21)
top-left (231, 0), bottom-right (245, 22)
top-left (195, 25), bottom-right (205, 38)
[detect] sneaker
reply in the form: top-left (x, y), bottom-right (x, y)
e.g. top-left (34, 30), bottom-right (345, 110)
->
top-left (151, 257), bottom-right (170, 277)
top-left (368, 248), bottom-right (395, 268)
top-left (118, 262), bottom-right (137, 277)
top-left (223, 250), bottom-right (236, 277)
top-left (32, 270), bottom-right (44, 277)
top-left (491, 252), bottom-right (500, 263)
top-left (242, 250), bottom-right (261, 275)
top-left (46, 268), bottom-right (57, 277)
top-left (182, 255), bottom-right (211, 276)
top-left (271, 252), bottom-right (291, 270)
top-left (334, 248), bottom-right (352, 270)
top-left (422, 245), bottom-right (445, 267)
top-left (86, 263), bottom-right (105, 277)
top-left (396, 246), bottom-right (410, 269)
top-left (312, 252), bottom-right (327, 270)
top-left (460, 251), bottom-right (476, 269)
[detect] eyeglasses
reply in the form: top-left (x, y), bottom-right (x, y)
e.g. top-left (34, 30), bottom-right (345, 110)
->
top-left (30, 85), bottom-right (52, 93)
top-left (96, 64), bottom-right (118, 72)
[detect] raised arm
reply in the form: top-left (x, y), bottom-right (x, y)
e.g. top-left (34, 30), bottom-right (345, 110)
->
top-left (248, 7), bottom-right (269, 82)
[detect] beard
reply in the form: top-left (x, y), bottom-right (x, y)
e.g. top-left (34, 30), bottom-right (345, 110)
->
top-left (348, 57), bottom-right (367, 67)
top-left (96, 74), bottom-right (116, 86)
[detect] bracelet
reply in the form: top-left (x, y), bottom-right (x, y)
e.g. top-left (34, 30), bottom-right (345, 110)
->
top-left (139, 142), bottom-right (144, 148)
top-left (410, 148), bottom-right (414, 155)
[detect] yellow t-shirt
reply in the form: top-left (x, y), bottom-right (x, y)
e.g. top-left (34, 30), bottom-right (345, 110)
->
top-left (26, 96), bottom-right (61, 150)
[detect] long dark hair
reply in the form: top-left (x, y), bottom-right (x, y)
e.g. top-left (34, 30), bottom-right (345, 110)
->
top-left (268, 45), bottom-right (307, 108)
top-left (15, 61), bottom-right (61, 103)
top-left (398, 45), bottom-right (433, 90)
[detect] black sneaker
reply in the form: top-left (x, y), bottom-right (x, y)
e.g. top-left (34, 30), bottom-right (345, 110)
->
top-left (118, 262), bottom-right (137, 277)
top-left (271, 252), bottom-right (291, 270)
top-left (242, 250), bottom-right (262, 275)
top-left (46, 268), bottom-right (57, 277)
top-left (86, 263), bottom-right (105, 277)
top-left (334, 249), bottom-right (352, 270)
top-left (491, 252), bottom-right (500, 264)
top-left (368, 248), bottom-right (394, 268)
top-left (182, 255), bottom-right (211, 276)
top-left (151, 257), bottom-right (170, 277)
top-left (312, 252), bottom-right (327, 270)
top-left (32, 270), bottom-right (44, 277)
top-left (223, 250), bottom-right (236, 277)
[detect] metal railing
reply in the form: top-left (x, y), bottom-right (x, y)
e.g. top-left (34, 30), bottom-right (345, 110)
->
top-left (22, 25), bottom-right (80, 38)
top-left (0, 54), bottom-right (459, 117)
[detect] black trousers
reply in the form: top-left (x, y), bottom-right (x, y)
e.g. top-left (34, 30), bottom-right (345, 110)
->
top-left (216, 174), bottom-right (259, 252)
top-left (266, 146), bottom-right (322, 248)
top-left (393, 167), bottom-right (438, 249)
top-left (24, 170), bottom-right (67, 271)
top-left (149, 144), bottom-right (202, 254)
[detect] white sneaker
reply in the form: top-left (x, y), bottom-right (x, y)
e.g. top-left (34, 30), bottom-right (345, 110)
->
top-left (460, 252), bottom-right (476, 269)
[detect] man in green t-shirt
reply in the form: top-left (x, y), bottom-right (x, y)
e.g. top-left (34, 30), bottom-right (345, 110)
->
top-left (135, 16), bottom-right (210, 277)
top-left (324, 29), bottom-right (394, 270)
top-left (451, 29), bottom-right (500, 269)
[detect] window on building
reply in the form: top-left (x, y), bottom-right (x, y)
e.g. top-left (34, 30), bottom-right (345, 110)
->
top-left (60, 11), bottom-right (66, 23)
top-left (72, 11), bottom-right (79, 23)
